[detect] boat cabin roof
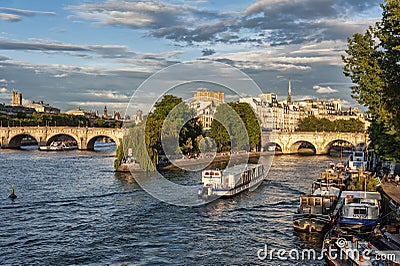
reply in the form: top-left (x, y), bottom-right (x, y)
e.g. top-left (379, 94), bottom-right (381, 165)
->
top-left (343, 203), bottom-right (379, 208)
top-left (340, 191), bottom-right (381, 201)
top-left (222, 164), bottom-right (262, 175)
top-left (313, 187), bottom-right (341, 197)
top-left (202, 163), bottom-right (262, 176)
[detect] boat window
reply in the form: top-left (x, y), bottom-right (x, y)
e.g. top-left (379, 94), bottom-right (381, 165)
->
top-left (300, 198), bottom-right (307, 205)
top-left (315, 198), bottom-right (322, 206)
top-left (308, 198), bottom-right (314, 205)
top-left (204, 172), bottom-right (210, 175)
top-left (353, 208), bottom-right (367, 215)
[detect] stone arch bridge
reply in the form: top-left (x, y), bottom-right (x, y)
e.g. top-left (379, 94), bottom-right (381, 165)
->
top-left (0, 126), bottom-right (123, 150)
top-left (262, 131), bottom-right (368, 155)
top-left (0, 126), bottom-right (368, 154)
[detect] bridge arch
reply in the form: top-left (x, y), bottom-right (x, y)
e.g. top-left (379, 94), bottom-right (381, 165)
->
top-left (0, 127), bottom-right (124, 150)
top-left (87, 135), bottom-right (118, 150)
top-left (46, 133), bottom-right (80, 147)
top-left (8, 133), bottom-right (39, 149)
top-left (289, 140), bottom-right (316, 155)
top-left (322, 139), bottom-right (356, 155)
top-left (262, 142), bottom-right (283, 153)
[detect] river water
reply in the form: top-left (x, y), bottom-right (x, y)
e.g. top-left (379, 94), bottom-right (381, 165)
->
top-left (0, 145), bottom-right (338, 265)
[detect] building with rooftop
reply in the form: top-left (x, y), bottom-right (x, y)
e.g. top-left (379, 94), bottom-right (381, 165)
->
top-left (25, 101), bottom-right (60, 114)
top-left (240, 81), bottom-right (366, 132)
top-left (190, 89), bottom-right (224, 131)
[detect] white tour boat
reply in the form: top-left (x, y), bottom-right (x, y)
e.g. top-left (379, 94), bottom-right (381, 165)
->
top-left (198, 164), bottom-right (265, 198)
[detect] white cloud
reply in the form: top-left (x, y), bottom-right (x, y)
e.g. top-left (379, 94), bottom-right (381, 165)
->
top-left (0, 7), bottom-right (56, 16)
top-left (313, 85), bottom-right (338, 94)
top-left (86, 90), bottom-right (130, 100)
top-left (53, 73), bottom-right (68, 78)
top-left (66, 0), bottom-right (379, 47)
top-left (0, 13), bottom-right (21, 21)
top-left (0, 87), bottom-right (8, 93)
top-left (66, 101), bottom-right (129, 109)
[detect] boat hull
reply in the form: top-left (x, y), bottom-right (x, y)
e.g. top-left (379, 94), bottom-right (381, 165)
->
top-left (338, 217), bottom-right (380, 233)
top-left (293, 214), bottom-right (331, 232)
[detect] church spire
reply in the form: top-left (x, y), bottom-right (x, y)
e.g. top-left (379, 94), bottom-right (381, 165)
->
top-left (287, 79), bottom-right (292, 104)
top-left (103, 105), bottom-right (108, 117)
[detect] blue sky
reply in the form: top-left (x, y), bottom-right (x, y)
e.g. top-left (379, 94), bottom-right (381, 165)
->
top-left (0, 0), bottom-right (382, 112)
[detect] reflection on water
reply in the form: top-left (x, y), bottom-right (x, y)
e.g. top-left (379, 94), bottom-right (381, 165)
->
top-left (0, 150), bottom-right (335, 265)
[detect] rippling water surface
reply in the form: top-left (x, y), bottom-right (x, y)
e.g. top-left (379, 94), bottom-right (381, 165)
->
top-left (0, 147), bottom-right (338, 265)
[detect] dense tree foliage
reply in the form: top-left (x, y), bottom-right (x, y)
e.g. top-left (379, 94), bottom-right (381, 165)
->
top-left (143, 95), bottom-right (203, 166)
top-left (0, 113), bottom-right (90, 127)
top-left (209, 102), bottom-right (261, 152)
top-left (0, 113), bottom-right (122, 128)
top-left (342, 0), bottom-right (400, 161)
top-left (208, 119), bottom-right (231, 152)
top-left (93, 118), bottom-right (122, 128)
top-left (347, 176), bottom-right (378, 192)
top-left (229, 102), bottom-right (261, 151)
top-left (179, 118), bottom-right (203, 155)
top-left (119, 124), bottom-right (155, 171)
top-left (119, 96), bottom-right (260, 169)
top-left (114, 143), bottom-right (125, 170)
top-left (296, 115), bottom-right (365, 132)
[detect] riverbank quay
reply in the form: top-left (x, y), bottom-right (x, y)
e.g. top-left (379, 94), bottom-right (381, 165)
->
top-left (160, 152), bottom-right (266, 171)
top-left (115, 152), bottom-right (267, 172)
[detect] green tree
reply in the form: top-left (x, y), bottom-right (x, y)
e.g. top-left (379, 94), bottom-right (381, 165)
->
top-left (229, 102), bottom-right (261, 151)
top-left (123, 125), bottom-right (155, 172)
top-left (114, 143), bottom-right (124, 170)
top-left (296, 115), bottom-right (365, 133)
top-left (209, 119), bottom-right (231, 152)
top-left (179, 118), bottom-right (203, 155)
top-left (209, 102), bottom-right (261, 152)
top-left (94, 118), bottom-right (105, 127)
top-left (342, 0), bottom-right (400, 161)
top-left (0, 113), bottom-right (90, 127)
top-left (144, 94), bottom-right (203, 166)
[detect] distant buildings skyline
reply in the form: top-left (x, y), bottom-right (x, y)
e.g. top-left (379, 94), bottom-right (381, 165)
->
top-left (1, 84), bottom-right (368, 132)
top-left (190, 83), bottom-right (367, 132)
top-left (1, 89), bottom-right (125, 122)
